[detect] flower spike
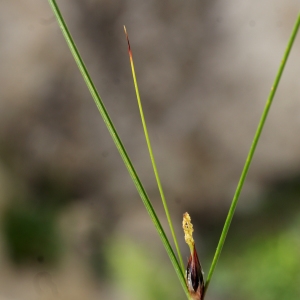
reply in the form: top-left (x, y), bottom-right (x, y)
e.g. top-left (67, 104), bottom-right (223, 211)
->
top-left (183, 213), bottom-right (205, 300)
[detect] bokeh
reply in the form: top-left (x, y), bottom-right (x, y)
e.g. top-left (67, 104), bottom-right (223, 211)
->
top-left (0, 1), bottom-right (299, 299)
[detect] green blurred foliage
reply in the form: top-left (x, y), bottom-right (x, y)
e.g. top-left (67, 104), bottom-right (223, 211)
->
top-left (215, 215), bottom-right (300, 300)
top-left (106, 237), bottom-right (184, 300)
top-left (2, 204), bottom-right (62, 266)
top-left (212, 175), bottom-right (300, 300)
top-left (1, 164), bottom-right (77, 267)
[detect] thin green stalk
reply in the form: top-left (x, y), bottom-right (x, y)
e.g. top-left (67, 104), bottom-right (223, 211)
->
top-left (47, 1), bottom-right (189, 298)
top-left (204, 12), bottom-right (300, 296)
top-left (124, 26), bottom-right (185, 274)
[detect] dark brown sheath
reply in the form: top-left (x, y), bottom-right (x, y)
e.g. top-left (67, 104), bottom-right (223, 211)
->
top-left (186, 244), bottom-right (204, 300)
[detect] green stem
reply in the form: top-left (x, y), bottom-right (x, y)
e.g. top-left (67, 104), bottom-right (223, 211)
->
top-left (48, 1), bottom-right (189, 298)
top-left (124, 27), bottom-right (185, 274)
top-left (204, 12), bottom-right (300, 296)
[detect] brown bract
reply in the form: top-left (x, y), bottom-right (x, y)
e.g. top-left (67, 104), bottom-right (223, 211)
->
top-left (186, 244), bottom-right (204, 300)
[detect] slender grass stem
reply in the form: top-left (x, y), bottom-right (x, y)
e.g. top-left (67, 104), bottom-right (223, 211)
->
top-left (123, 26), bottom-right (185, 274)
top-left (204, 12), bottom-right (300, 296)
top-left (48, 1), bottom-right (189, 298)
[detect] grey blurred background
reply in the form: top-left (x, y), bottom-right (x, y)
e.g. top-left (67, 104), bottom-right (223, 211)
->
top-left (0, 1), bottom-right (300, 299)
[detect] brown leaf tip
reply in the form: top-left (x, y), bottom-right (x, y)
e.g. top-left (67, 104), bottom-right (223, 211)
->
top-left (123, 25), bottom-right (132, 57)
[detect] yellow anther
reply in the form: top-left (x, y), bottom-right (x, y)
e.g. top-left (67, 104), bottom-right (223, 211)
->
top-left (183, 212), bottom-right (194, 253)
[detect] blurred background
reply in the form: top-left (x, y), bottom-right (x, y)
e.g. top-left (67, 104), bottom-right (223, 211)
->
top-left (0, 0), bottom-right (300, 299)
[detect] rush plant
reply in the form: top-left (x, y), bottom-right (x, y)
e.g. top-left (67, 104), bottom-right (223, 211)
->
top-left (48, 1), bottom-right (300, 298)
